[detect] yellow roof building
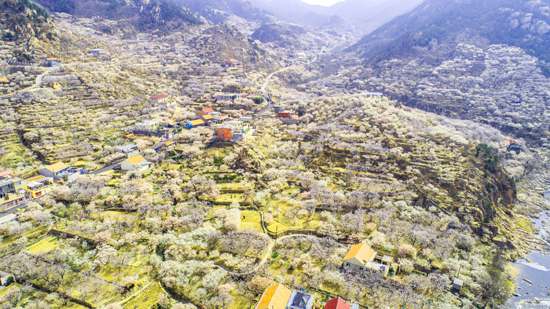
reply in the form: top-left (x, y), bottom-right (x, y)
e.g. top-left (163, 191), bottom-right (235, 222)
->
top-left (121, 154), bottom-right (150, 171)
top-left (256, 283), bottom-right (292, 309)
top-left (44, 162), bottom-right (68, 173)
top-left (0, 76), bottom-right (9, 83)
top-left (343, 243), bottom-right (377, 267)
top-left (201, 114), bottom-right (214, 121)
top-left (191, 119), bottom-right (205, 126)
top-left (126, 154), bottom-right (146, 165)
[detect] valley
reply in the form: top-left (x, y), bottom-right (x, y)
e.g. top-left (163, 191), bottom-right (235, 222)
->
top-left (0, 0), bottom-right (548, 308)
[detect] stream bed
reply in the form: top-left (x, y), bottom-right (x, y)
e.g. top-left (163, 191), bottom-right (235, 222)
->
top-left (507, 208), bottom-right (550, 308)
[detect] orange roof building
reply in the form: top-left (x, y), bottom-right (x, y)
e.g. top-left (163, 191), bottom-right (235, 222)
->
top-left (121, 154), bottom-right (151, 171)
top-left (216, 128), bottom-right (233, 142)
top-left (256, 283), bottom-right (292, 309)
top-left (343, 243), bottom-right (377, 268)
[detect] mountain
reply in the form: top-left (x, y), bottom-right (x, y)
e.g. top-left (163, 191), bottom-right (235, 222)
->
top-left (251, 0), bottom-right (336, 27)
top-left (330, 0), bottom-right (424, 33)
top-left (251, 22), bottom-right (306, 47)
top-left (251, 0), bottom-right (423, 33)
top-left (353, 0), bottom-right (550, 74)
top-left (343, 0), bottom-right (550, 145)
top-left (35, 0), bottom-right (202, 31)
top-left (0, 0), bottom-right (53, 42)
top-left (179, 0), bottom-right (271, 24)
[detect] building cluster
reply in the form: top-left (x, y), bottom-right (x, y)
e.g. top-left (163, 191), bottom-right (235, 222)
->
top-left (256, 282), bottom-right (360, 309)
top-left (255, 243), bottom-right (397, 309)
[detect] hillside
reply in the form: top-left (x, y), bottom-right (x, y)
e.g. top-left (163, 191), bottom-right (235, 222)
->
top-left (35, 0), bottom-right (202, 31)
top-left (353, 0), bottom-right (550, 74)
top-left (0, 0), bottom-right (53, 42)
top-left (180, 0), bottom-right (271, 24)
top-left (335, 0), bottom-right (550, 146)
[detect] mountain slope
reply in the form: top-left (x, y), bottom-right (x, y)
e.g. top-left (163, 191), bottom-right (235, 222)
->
top-left (0, 0), bottom-right (53, 42)
top-left (35, 0), bottom-right (202, 31)
top-left (353, 0), bottom-right (550, 74)
top-left (338, 0), bottom-right (550, 146)
top-left (179, 0), bottom-right (271, 24)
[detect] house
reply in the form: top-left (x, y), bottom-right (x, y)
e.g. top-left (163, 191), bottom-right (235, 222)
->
top-left (121, 154), bottom-right (151, 172)
top-left (215, 93), bottom-right (240, 102)
top-left (0, 272), bottom-right (14, 286)
top-left (343, 243), bottom-right (376, 271)
top-left (452, 278), bottom-right (464, 293)
top-left (184, 119), bottom-right (206, 129)
top-left (0, 178), bottom-right (18, 199)
top-left (287, 290), bottom-right (314, 309)
top-left (0, 76), bottom-right (9, 84)
top-left (325, 297), bottom-right (351, 309)
top-left (278, 111), bottom-right (300, 124)
top-left (42, 58), bottom-right (60, 67)
top-left (201, 114), bottom-right (214, 122)
top-left (342, 243), bottom-right (390, 276)
top-left (507, 143), bottom-right (523, 154)
top-left (256, 283), bottom-right (292, 309)
top-left (88, 48), bottom-right (104, 57)
top-left (0, 171), bottom-right (18, 199)
top-left (131, 120), bottom-right (163, 136)
top-left (23, 176), bottom-right (50, 199)
top-left (39, 162), bottom-right (69, 180)
top-left (216, 128), bottom-right (234, 142)
top-left (199, 106), bottom-right (214, 115)
top-left (149, 93), bottom-right (169, 104)
top-left (115, 144), bottom-right (138, 154)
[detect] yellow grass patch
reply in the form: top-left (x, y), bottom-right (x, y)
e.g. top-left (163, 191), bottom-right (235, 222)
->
top-left (26, 236), bottom-right (59, 255)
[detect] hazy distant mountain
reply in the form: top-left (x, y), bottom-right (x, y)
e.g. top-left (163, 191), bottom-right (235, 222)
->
top-left (179, 0), bottom-right (271, 24)
top-left (251, 0), bottom-right (336, 27)
top-left (330, 0), bottom-right (424, 33)
top-left (353, 0), bottom-right (550, 74)
top-left (251, 0), bottom-right (423, 33)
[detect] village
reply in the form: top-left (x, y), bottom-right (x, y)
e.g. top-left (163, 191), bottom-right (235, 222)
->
top-left (0, 4), bottom-right (547, 309)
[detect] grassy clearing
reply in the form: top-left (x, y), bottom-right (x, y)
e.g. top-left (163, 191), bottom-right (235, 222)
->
top-left (210, 193), bottom-right (249, 205)
top-left (218, 182), bottom-right (253, 193)
top-left (229, 289), bottom-right (253, 309)
top-left (123, 281), bottom-right (166, 309)
top-left (0, 283), bottom-right (86, 308)
top-left (95, 210), bottom-right (137, 223)
top-left (98, 254), bottom-right (150, 287)
top-left (240, 210), bottom-right (263, 232)
top-left (265, 199), bottom-right (321, 234)
top-left (63, 277), bottom-right (122, 307)
top-left (26, 236), bottom-right (59, 255)
top-left (0, 226), bottom-right (48, 252)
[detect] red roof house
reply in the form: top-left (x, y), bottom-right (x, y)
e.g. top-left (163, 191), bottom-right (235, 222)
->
top-left (200, 106), bottom-right (214, 115)
top-left (150, 93), bottom-right (169, 103)
top-left (325, 297), bottom-right (351, 309)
